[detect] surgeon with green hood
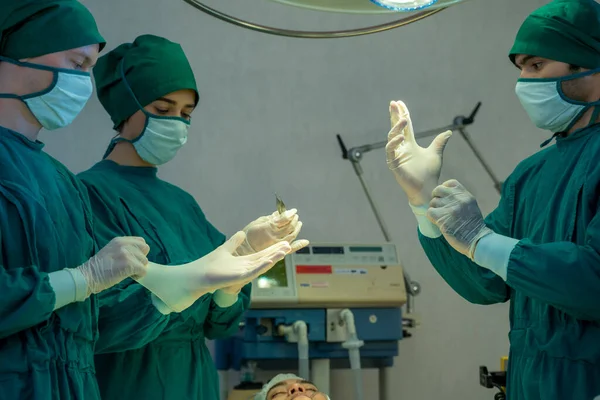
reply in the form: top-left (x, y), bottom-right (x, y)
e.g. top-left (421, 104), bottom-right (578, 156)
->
top-left (385, 0), bottom-right (600, 398)
top-left (0, 1), bottom-right (156, 399)
top-left (77, 35), bottom-right (308, 400)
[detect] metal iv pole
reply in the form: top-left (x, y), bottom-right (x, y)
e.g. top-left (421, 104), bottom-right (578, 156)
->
top-left (336, 102), bottom-right (502, 323)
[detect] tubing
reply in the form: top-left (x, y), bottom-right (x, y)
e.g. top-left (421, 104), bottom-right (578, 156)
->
top-left (341, 309), bottom-right (364, 400)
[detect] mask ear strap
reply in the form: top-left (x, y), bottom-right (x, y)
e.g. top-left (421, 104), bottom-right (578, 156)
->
top-left (540, 132), bottom-right (561, 148)
top-left (103, 135), bottom-right (136, 160)
top-left (103, 137), bottom-right (122, 159)
top-left (0, 55), bottom-right (63, 73)
top-left (0, 58), bottom-right (20, 98)
top-left (0, 56), bottom-right (60, 100)
top-left (119, 58), bottom-right (148, 112)
top-left (118, 58), bottom-right (162, 124)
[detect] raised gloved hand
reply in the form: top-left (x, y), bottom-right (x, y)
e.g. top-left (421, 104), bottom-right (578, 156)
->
top-left (135, 231), bottom-right (291, 312)
top-left (386, 100), bottom-right (453, 206)
top-left (74, 237), bottom-right (150, 297)
top-left (235, 209), bottom-right (309, 256)
top-left (427, 180), bottom-right (493, 259)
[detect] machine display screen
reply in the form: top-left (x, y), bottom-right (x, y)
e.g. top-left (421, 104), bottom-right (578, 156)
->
top-left (312, 246), bottom-right (344, 254)
top-left (349, 246), bottom-right (383, 252)
top-left (256, 259), bottom-right (288, 288)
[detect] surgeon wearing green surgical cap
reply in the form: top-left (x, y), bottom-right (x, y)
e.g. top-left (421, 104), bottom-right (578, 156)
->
top-left (384, 0), bottom-right (600, 399)
top-left (77, 34), bottom-right (308, 400)
top-left (0, 1), bottom-right (153, 400)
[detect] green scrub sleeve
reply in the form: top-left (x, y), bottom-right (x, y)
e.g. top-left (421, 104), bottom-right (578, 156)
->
top-left (94, 280), bottom-right (172, 354)
top-left (0, 267), bottom-right (57, 339)
top-left (505, 234), bottom-right (600, 321)
top-left (0, 190), bottom-right (57, 338)
top-left (473, 228), bottom-right (600, 320)
top-left (204, 282), bottom-right (251, 340)
top-left (418, 232), bottom-right (511, 304)
top-left (471, 170), bottom-right (600, 321)
top-left (413, 180), bottom-right (512, 305)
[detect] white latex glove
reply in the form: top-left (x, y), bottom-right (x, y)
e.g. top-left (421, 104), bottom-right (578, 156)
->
top-left (386, 100), bottom-right (453, 206)
top-left (235, 209), bottom-right (309, 256)
top-left (427, 180), bottom-right (493, 259)
top-left (74, 237), bottom-right (150, 297)
top-left (135, 231), bottom-right (291, 313)
top-left (221, 209), bottom-right (308, 294)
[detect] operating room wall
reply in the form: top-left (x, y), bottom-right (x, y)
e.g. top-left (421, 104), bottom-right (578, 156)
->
top-left (45, 0), bottom-right (550, 398)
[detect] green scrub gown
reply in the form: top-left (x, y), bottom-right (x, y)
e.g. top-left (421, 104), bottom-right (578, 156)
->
top-left (419, 124), bottom-right (600, 399)
top-left (78, 160), bottom-right (250, 400)
top-left (0, 126), bottom-right (99, 400)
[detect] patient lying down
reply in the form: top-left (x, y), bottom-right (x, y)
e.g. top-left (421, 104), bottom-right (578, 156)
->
top-left (255, 374), bottom-right (331, 400)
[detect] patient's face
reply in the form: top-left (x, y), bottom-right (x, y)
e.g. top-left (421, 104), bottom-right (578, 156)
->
top-left (267, 379), bottom-right (328, 400)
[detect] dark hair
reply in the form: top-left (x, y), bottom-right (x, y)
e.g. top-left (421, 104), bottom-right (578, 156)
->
top-left (569, 64), bottom-right (583, 73)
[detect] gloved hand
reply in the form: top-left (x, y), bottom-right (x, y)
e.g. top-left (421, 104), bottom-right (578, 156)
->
top-left (75, 237), bottom-right (150, 297)
top-left (386, 100), bottom-right (453, 206)
top-left (235, 209), bottom-right (309, 256)
top-left (135, 231), bottom-right (291, 313)
top-left (427, 180), bottom-right (493, 259)
top-left (222, 210), bottom-right (309, 295)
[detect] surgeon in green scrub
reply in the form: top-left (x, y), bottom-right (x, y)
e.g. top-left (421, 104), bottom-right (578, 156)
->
top-left (385, 0), bottom-right (600, 398)
top-left (78, 35), bottom-right (307, 400)
top-left (0, 1), bottom-right (154, 399)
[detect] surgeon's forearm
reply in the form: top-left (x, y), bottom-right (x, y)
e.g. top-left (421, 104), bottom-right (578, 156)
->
top-left (48, 268), bottom-right (89, 310)
top-left (151, 294), bottom-right (175, 315)
top-left (473, 233), bottom-right (520, 281)
top-left (409, 203), bottom-right (442, 238)
top-left (213, 289), bottom-right (239, 308)
top-left (136, 261), bottom-right (215, 314)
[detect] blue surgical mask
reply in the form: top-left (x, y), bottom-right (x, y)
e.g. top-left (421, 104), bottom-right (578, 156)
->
top-left (515, 68), bottom-right (600, 133)
top-left (0, 57), bottom-right (93, 130)
top-left (103, 59), bottom-right (191, 165)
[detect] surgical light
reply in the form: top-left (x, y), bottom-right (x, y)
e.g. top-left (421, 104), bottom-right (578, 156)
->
top-left (372, 0), bottom-right (439, 12)
top-left (184, 0), bottom-right (471, 38)
top-left (267, 0), bottom-right (466, 13)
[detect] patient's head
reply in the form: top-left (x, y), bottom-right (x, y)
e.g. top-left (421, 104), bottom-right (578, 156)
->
top-left (255, 374), bottom-right (330, 400)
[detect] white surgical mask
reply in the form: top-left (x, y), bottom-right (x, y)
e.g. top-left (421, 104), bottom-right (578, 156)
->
top-left (132, 113), bottom-right (190, 165)
top-left (515, 68), bottom-right (600, 133)
top-left (0, 57), bottom-right (93, 130)
top-left (104, 112), bottom-right (190, 165)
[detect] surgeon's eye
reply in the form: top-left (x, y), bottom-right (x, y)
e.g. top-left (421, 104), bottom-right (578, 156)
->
top-left (181, 112), bottom-right (192, 121)
top-left (154, 108), bottom-right (169, 115)
top-left (531, 62), bottom-right (544, 71)
top-left (72, 61), bottom-right (84, 70)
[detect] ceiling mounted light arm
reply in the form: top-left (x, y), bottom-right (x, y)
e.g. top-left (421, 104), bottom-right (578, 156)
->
top-left (183, 0), bottom-right (446, 38)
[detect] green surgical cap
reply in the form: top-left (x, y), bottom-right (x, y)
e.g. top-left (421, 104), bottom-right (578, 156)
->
top-left (0, 0), bottom-right (105, 59)
top-left (93, 34), bottom-right (199, 128)
top-left (509, 0), bottom-right (600, 69)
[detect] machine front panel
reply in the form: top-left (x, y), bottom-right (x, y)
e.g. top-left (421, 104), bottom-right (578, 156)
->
top-left (251, 243), bottom-right (406, 308)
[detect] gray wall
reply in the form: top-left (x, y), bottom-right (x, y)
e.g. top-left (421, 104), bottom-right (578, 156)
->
top-left (43, 0), bottom-right (550, 398)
